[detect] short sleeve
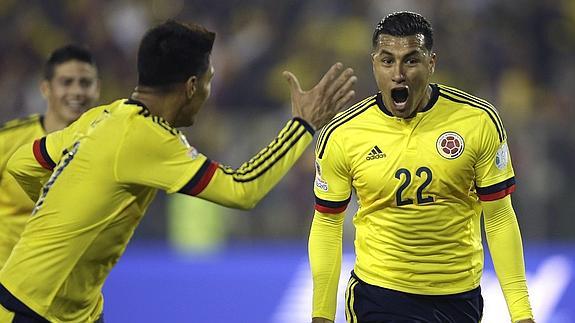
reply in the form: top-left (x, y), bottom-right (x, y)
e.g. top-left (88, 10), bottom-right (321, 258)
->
top-left (313, 133), bottom-right (352, 213)
top-left (115, 118), bottom-right (214, 193)
top-left (474, 114), bottom-right (515, 201)
top-left (41, 106), bottom-right (111, 169)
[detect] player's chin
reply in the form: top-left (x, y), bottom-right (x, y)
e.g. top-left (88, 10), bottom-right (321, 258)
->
top-left (64, 109), bottom-right (86, 122)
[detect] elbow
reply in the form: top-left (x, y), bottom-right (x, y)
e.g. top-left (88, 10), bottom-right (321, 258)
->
top-left (236, 195), bottom-right (259, 211)
top-left (232, 189), bottom-right (261, 210)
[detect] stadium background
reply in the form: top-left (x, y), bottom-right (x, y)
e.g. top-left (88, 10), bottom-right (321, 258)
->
top-left (1, 0), bottom-right (574, 322)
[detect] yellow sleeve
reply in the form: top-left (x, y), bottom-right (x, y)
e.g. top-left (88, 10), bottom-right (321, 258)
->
top-left (193, 118), bottom-right (314, 209)
top-left (482, 195), bottom-right (534, 322)
top-left (308, 126), bottom-right (351, 320)
top-left (6, 107), bottom-right (109, 201)
top-left (116, 117), bottom-right (314, 210)
top-left (313, 127), bottom-right (352, 211)
top-left (308, 211), bottom-right (344, 321)
top-left (474, 112), bottom-right (515, 201)
top-left (114, 116), bottom-right (212, 193)
top-left (6, 135), bottom-right (63, 201)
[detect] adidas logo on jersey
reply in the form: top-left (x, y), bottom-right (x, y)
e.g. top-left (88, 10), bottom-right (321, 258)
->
top-left (366, 145), bottom-right (386, 160)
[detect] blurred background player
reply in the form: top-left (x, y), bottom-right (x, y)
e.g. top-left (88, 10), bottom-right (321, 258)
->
top-left (309, 12), bottom-right (534, 323)
top-left (0, 44), bottom-right (100, 268)
top-left (0, 20), bottom-right (356, 322)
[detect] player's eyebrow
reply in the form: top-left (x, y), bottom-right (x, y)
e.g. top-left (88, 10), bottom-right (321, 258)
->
top-left (375, 49), bottom-right (421, 58)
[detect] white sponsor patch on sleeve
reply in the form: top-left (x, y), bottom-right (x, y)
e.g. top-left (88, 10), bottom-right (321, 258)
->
top-left (315, 176), bottom-right (329, 192)
top-left (495, 142), bottom-right (509, 170)
top-left (188, 146), bottom-right (199, 159)
top-left (314, 159), bottom-right (328, 191)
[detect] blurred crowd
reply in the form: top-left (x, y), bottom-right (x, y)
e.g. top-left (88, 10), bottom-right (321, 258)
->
top-left (1, 0), bottom-right (574, 244)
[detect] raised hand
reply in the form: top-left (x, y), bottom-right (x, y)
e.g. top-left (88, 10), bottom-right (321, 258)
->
top-left (283, 62), bottom-right (357, 130)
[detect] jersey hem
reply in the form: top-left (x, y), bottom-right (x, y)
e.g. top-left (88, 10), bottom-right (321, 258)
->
top-left (353, 267), bottom-right (481, 296)
top-left (0, 281), bottom-right (48, 320)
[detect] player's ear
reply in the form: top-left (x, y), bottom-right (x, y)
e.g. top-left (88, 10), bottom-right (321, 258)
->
top-left (40, 80), bottom-right (50, 99)
top-left (429, 52), bottom-right (436, 75)
top-left (185, 75), bottom-right (197, 99)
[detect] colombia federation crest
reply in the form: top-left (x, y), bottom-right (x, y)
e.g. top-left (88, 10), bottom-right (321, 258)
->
top-left (436, 131), bottom-right (464, 159)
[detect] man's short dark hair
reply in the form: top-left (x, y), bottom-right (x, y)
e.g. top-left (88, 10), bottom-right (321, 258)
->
top-left (44, 44), bottom-right (96, 80)
top-left (137, 20), bottom-right (216, 87)
top-left (372, 11), bottom-right (433, 51)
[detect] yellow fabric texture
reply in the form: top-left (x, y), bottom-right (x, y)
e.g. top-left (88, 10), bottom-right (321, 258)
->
top-left (483, 196), bottom-right (533, 322)
top-left (0, 115), bottom-right (44, 268)
top-left (2, 99), bottom-right (313, 322)
top-left (308, 211), bottom-right (344, 320)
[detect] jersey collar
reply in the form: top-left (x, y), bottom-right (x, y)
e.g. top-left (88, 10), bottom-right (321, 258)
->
top-left (125, 98), bottom-right (148, 109)
top-left (376, 83), bottom-right (439, 117)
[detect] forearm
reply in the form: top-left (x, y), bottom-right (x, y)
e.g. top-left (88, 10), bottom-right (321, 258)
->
top-left (309, 211), bottom-right (344, 321)
top-left (195, 118), bottom-right (314, 209)
top-left (482, 196), bottom-right (533, 322)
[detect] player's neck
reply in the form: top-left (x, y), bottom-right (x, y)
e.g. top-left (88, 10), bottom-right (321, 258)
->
top-left (42, 109), bottom-right (70, 133)
top-left (408, 84), bottom-right (433, 118)
top-left (131, 87), bottom-right (181, 125)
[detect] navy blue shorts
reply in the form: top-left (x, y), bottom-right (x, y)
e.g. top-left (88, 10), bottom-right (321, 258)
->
top-left (345, 271), bottom-right (483, 323)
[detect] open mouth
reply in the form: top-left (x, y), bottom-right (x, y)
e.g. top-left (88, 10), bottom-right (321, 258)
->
top-left (391, 87), bottom-right (409, 104)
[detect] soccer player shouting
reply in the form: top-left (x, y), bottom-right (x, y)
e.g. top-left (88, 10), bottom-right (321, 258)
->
top-left (309, 12), bottom-right (534, 323)
top-left (0, 45), bottom-right (99, 269)
top-left (0, 21), bottom-right (356, 322)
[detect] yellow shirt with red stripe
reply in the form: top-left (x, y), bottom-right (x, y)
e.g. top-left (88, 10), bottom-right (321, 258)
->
top-left (313, 84), bottom-right (515, 294)
top-left (1, 99), bottom-right (314, 322)
top-left (0, 115), bottom-right (45, 268)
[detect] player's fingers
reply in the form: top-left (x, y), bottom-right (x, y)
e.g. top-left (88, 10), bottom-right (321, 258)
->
top-left (333, 90), bottom-right (356, 112)
top-left (316, 62), bottom-right (343, 88)
top-left (283, 71), bottom-right (303, 93)
top-left (324, 68), bottom-right (355, 99)
top-left (330, 74), bottom-right (357, 103)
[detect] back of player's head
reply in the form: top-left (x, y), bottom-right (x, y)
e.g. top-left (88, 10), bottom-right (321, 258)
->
top-left (137, 20), bottom-right (216, 87)
top-left (372, 11), bottom-right (434, 51)
top-left (44, 44), bottom-right (97, 80)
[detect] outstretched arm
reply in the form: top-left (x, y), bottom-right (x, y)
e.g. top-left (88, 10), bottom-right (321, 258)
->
top-left (182, 63), bottom-right (356, 209)
top-left (482, 195), bottom-right (534, 323)
top-left (189, 117), bottom-right (314, 209)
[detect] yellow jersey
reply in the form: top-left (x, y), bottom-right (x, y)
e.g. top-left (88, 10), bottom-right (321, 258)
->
top-left (0, 99), bottom-right (314, 322)
top-left (0, 114), bottom-right (45, 268)
top-left (313, 84), bottom-right (515, 294)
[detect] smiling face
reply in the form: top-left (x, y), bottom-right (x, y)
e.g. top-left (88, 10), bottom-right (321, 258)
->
top-left (372, 33), bottom-right (436, 118)
top-left (41, 59), bottom-right (100, 125)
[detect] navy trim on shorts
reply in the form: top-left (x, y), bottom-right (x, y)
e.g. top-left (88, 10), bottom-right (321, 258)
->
top-left (0, 283), bottom-right (49, 322)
